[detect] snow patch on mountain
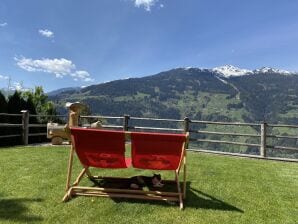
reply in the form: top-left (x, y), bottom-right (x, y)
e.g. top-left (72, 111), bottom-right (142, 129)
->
top-left (212, 65), bottom-right (252, 77)
top-left (215, 76), bottom-right (228, 85)
top-left (254, 67), bottom-right (292, 75)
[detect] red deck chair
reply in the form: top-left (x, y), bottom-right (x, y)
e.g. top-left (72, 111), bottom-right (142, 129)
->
top-left (63, 127), bottom-right (131, 202)
top-left (71, 127), bottom-right (129, 168)
top-left (131, 132), bottom-right (188, 209)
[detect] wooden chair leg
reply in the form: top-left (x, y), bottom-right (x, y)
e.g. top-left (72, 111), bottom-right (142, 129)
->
top-left (175, 171), bottom-right (183, 210)
top-left (73, 168), bottom-right (87, 186)
top-left (62, 188), bottom-right (73, 202)
top-left (85, 166), bottom-right (92, 178)
top-left (65, 145), bottom-right (75, 191)
top-left (183, 156), bottom-right (187, 199)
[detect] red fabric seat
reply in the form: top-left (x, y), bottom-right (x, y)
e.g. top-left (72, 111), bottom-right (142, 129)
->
top-left (70, 127), bottom-right (130, 168)
top-left (131, 132), bottom-right (187, 170)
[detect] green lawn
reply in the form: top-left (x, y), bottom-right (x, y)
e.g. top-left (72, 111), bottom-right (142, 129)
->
top-left (0, 145), bottom-right (297, 224)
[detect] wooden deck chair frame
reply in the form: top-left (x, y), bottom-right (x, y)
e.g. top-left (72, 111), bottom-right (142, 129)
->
top-left (62, 128), bottom-right (189, 210)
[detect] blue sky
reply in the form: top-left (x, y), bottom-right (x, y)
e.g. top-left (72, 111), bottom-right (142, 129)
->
top-left (0, 0), bottom-right (298, 92)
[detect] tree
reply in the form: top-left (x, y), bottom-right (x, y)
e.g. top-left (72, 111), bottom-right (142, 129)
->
top-left (0, 91), bottom-right (7, 112)
top-left (22, 86), bottom-right (57, 118)
top-left (7, 91), bottom-right (26, 122)
top-left (0, 91), bottom-right (8, 122)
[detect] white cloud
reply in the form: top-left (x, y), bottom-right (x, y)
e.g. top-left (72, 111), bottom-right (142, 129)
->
top-left (15, 57), bottom-right (94, 82)
top-left (0, 74), bottom-right (9, 80)
top-left (38, 29), bottom-right (54, 38)
top-left (133, 0), bottom-right (158, 11)
top-left (15, 57), bottom-right (75, 77)
top-left (71, 70), bottom-right (94, 82)
top-left (0, 22), bottom-right (8, 27)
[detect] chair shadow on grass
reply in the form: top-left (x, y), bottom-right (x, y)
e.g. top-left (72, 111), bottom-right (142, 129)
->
top-left (0, 194), bottom-right (43, 222)
top-left (185, 185), bottom-right (243, 212)
top-left (94, 181), bottom-right (243, 212)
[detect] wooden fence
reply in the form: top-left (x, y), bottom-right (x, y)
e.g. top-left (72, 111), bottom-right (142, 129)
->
top-left (0, 111), bottom-right (67, 144)
top-left (0, 111), bottom-right (297, 162)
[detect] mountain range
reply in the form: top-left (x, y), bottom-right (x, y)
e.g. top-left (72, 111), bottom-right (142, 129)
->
top-left (49, 65), bottom-right (298, 125)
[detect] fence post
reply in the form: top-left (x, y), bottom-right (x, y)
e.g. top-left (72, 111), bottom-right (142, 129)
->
top-left (21, 110), bottom-right (29, 145)
top-left (184, 117), bottom-right (190, 133)
top-left (123, 115), bottom-right (130, 131)
top-left (260, 122), bottom-right (267, 157)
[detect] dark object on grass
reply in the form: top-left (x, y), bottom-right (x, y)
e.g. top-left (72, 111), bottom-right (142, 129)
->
top-left (129, 174), bottom-right (164, 189)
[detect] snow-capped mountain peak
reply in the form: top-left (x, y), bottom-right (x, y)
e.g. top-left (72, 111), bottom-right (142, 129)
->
top-left (179, 65), bottom-right (296, 77)
top-left (254, 67), bottom-right (292, 75)
top-left (212, 65), bottom-right (252, 77)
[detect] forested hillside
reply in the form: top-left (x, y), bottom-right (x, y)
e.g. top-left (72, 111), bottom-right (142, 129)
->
top-left (50, 67), bottom-right (298, 125)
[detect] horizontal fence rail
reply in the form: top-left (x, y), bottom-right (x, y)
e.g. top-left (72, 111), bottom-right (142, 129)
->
top-left (0, 112), bottom-right (297, 162)
top-left (190, 119), bottom-right (260, 126)
top-left (0, 123), bottom-right (23, 127)
top-left (266, 134), bottom-right (298, 139)
top-left (0, 134), bottom-right (22, 139)
top-left (267, 124), bottom-right (298, 128)
top-left (101, 125), bottom-right (124, 129)
top-left (29, 124), bottom-right (47, 128)
top-left (28, 132), bottom-right (48, 137)
top-left (131, 126), bottom-right (184, 132)
top-left (0, 113), bottom-right (22, 117)
top-left (187, 148), bottom-right (298, 162)
top-left (267, 145), bottom-right (298, 151)
top-left (80, 115), bottom-right (123, 119)
top-left (190, 138), bottom-right (261, 147)
top-left (130, 116), bottom-right (184, 122)
top-left (29, 114), bottom-right (67, 118)
top-left (190, 130), bottom-right (260, 138)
